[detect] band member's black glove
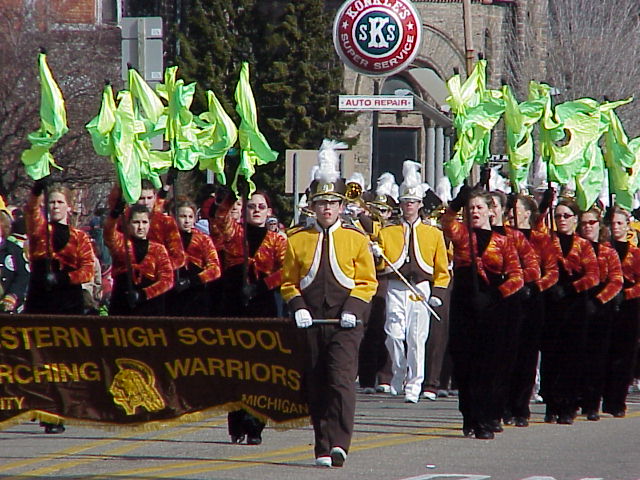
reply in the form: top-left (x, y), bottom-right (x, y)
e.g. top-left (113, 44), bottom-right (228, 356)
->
top-left (547, 284), bottom-right (566, 302)
top-left (470, 288), bottom-right (501, 312)
top-left (174, 276), bottom-right (191, 293)
top-left (127, 288), bottom-right (146, 309)
top-left (538, 188), bottom-right (554, 215)
top-left (110, 195), bottom-right (126, 219)
top-left (32, 177), bottom-right (50, 196)
top-left (519, 283), bottom-right (533, 301)
top-left (612, 291), bottom-right (625, 312)
top-left (585, 298), bottom-right (597, 317)
top-left (477, 164), bottom-right (491, 189)
top-left (45, 271), bottom-right (70, 289)
top-left (449, 184), bottom-right (473, 212)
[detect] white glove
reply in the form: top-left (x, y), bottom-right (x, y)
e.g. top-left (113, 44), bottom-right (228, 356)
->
top-left (340, 312), bottom-right (357, 328)
top-left (294, 309), bottom-right (313, 328)
top-left (370, 243), bottom-right (383, 258)
top-left (428, 296), bottom-right (443, 308)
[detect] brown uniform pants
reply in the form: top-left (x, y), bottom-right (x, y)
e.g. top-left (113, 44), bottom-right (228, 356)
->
top-left (303, 324), bottom-right (364, 458)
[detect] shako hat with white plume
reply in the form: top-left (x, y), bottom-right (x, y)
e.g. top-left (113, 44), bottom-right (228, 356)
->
top-left (398, 160), bottom-right (426, 201)
top-left (370, 172), bottom-right (399, 208)
top-left (309, 139), bottom-right (348, 202)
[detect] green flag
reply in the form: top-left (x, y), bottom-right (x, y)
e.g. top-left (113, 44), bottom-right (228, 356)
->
top-left (21, 53), bottom-right (69, 180)
top-left (232, 62), bottom-right (279, 196)
top-left (86, 84), bottom-right (116, 157)
top-left (445, 61), bottom-right (504, 186)
top-left (128, 68), bottom-right (165, 125)
top-left (602, 98), bottom-right (637, 210)
top-left (86, 87), bottom-right (142, 204)
top-left (570, 99), bottom-right (630, 210)
top-left (502, 82), bottom-right (546, 191)
top-left (197, 90), bottom-right (238, 184)
top-left (540, 98), bottom-right (602, 185)
top-left (156, 66), bottom-right (202, 170)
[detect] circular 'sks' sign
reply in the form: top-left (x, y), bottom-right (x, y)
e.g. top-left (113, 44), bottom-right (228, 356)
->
top-left (333, 0), bottom-right (422, 76)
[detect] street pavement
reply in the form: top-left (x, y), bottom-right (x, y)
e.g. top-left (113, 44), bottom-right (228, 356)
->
top-left (0, 390), bottom-right (638, 480)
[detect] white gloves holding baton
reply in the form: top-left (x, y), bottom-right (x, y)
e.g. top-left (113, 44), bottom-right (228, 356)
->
top-left (294, 309), bottom-right (313, 328)
top-left (294, 309), bottom-right (358, 328)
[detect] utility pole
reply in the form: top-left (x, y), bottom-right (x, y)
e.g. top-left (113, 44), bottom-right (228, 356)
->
top-left (462, 0), bottom-right (478, 184)
top-left (462, 0), bottom-right (474, 76)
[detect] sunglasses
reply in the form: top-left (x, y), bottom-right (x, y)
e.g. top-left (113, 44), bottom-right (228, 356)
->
top-left (247, 204), bottom-right (268, 211)
top-left (580, 219), bottom-right (599, 227)
top-left (554, 213), bottom-right (575, 220)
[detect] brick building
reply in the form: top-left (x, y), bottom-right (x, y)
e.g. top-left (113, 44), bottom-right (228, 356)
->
top-left (341, 0), bottom-right (549, 188)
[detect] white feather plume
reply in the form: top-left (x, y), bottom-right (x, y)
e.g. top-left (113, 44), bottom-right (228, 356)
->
top-left (315, 139), bottom-right (347, 183)
top-left (489, 166), bottom-right (510, 193)
top-left (347, 172), bottom-right (366, 189)
top-left (376, 172), bottom-right (398, 198)
top-left (402, 160), bottom-right (422, 189)
top-left (436, 177), bottom-right (452, 203)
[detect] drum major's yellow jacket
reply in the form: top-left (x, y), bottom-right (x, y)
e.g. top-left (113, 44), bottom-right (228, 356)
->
top-left (377, 219), bottom-right (451, 289)
top-left (281, 220), bottom-right (378, 320)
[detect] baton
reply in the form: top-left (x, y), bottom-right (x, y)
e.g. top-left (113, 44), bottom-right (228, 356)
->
top-left (372, 244), bottom-right (441, 322)
top-left (311, 319), bottom-right (363, 325)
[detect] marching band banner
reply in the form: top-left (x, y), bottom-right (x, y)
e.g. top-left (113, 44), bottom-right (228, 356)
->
top-left (0, 315), bottom-right (310, 430)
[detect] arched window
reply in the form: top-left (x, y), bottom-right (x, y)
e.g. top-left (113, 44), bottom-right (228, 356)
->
top-left (381, 76), bottom-right (417, 96)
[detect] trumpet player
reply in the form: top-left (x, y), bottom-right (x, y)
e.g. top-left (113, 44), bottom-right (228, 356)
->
top-left (371, 161), bottom-right (450, 403)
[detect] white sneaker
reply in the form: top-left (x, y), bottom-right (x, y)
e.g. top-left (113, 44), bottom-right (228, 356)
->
top-left (315, 456), bottom-right (332, 467)
top-left (531, 393), bottom-right (544, 404)
top-left (376, 384), bottom-right (391, 393)
top-left (330, 447), bottom-right (347, 467)
top-left (422, 391), bottom-right (437, 401)
top-left (404, 395), bottom-right (419, 403)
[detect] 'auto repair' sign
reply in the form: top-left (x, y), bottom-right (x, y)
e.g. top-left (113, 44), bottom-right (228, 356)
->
top-left (333, 0), bottom-right (422, 76)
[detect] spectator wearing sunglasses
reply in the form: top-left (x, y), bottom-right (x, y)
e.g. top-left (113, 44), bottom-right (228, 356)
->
top-left (541, 199), bottom-right (599, 425)
top-left (578, 207), bottom-right (623, 421)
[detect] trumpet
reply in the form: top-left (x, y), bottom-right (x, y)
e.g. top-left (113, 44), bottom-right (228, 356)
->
top-left (345, 181), bottom-right (364, 203)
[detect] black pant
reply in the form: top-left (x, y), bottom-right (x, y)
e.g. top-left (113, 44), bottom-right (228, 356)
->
top-left (541, 288), bottom-right (589, 417)
top-left (581, 301), bottom-right (613, 413)
top-left (449, 275), bottom-right (509, 432)
top-left (227, 410), bottom-right (265, 438)
top-left (603, 299), bottom-right (640, 414)
top-left (358, 295), bottom-right (388, 388)
top-left (505, 290), bottom-right (544, 419)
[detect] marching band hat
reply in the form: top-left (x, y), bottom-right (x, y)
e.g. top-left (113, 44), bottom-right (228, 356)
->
top-left (308, 139), bottom-right (349, 202)
top-left (398, 160), bottom-right (426, 201)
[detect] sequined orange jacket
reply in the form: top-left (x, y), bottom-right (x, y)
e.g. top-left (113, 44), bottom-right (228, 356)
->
top-left (593, 242), bottom-right (623, 304)
top-left (442, 211), bottom-right (524, 298)
top-left (211, 199), bottom-right (287, 290)
top-left (25, 194), bottom-right (94, 285)
top-left (183, 230), bottom-right (222, 284)
top-left (104, 216), bottom-right (174, 300)
top-left (550, 234), bottom-right (599, 293)
top-left (504, 226), bottom-right (541, 284)
top-left (617, 242), bottom-right (640, 300)
top-left (528, 229), bottom-right (559, 292)
top-left (147, 211), bottom-right (185, 271)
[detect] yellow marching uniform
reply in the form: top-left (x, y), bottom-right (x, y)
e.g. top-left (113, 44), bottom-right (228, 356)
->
top-left (282, 220), bottom-right (377, 322)
top-left (377, 219), bottom-right (450, 401)
top-left (282, 219), bottom-right (377, 463)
